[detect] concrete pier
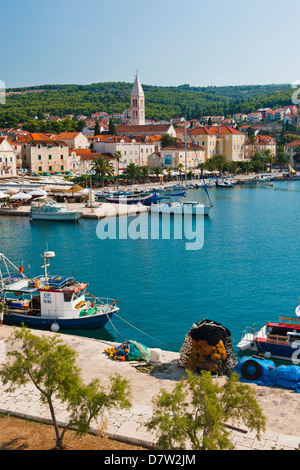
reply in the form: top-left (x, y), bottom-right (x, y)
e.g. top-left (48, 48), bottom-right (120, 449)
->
top-left (0, 325), bottom-right (300, 450)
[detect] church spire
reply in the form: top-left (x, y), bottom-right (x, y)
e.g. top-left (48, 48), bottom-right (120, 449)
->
top-left (130, 71), bottom-right (145, 126)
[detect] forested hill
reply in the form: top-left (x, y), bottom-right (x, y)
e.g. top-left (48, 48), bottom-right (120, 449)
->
top-left (1, 82), bottom-right (294, 126)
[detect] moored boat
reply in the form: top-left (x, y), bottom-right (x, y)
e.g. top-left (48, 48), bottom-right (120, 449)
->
top-left (237, 311), bottom-right (300, 361)
top-left (29, 197), bottom-right (82, 222)
top-left (105, 192), bottom-right (158, 205)
top-left (150, 201), bottom-right (212, 216)
top-left (0, 251), bottom-right (119, 331)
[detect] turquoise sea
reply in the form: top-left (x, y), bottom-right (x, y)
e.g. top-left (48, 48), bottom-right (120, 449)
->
top-left (1, 180), bottom-right (300, 355)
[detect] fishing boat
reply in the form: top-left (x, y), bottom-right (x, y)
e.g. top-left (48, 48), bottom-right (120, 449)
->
top-left (29, 197), bottom-right (82, 222)
top-left (237, 308), bottom-right (300, 361)
top-left (105, 192), bottom-right (157, 205)
top-left (0, 251), bottom-right (119, 331)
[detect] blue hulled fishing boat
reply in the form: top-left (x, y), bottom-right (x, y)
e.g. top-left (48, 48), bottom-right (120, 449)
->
top-left (0, 251), bottom-right (118, 332)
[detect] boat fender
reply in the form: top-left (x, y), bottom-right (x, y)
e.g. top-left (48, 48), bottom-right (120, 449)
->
top-left (241, 359), bottom-right (262, 381)
top-left (50, 322), bottom-right (60, 332)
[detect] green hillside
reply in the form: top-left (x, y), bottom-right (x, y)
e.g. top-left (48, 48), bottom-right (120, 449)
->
top-left (0, 82), bottom-right (294, 128)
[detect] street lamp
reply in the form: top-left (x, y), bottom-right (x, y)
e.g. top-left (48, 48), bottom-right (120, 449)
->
top-left (18, 168), bottom-right (28, 188)
top-left (86, 169), bottom-right (96, 206)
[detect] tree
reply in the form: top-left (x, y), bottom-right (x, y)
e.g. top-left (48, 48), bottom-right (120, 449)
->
top-left (166, 166), bottom-right (173, 181)
top-left (94, 120), bottom-right (100, 136)
top-left (160, 134), bottom-right (177, 148)
top-left (108, 118), bottom-right (116, 135)
top-left (114, 150), bottom-right (122, 178)
top-left (177, 163), bottom-right (184, 181)
top-left (123, 163), bottom-right (140, 185)
top-left (276, 145), bottom-right (288, 171)
top-left (262, 149), bottom-right (274, 173)
top-left (92, 155), bottom-right (114, 187)
top-left (0, 327), bottom-right (131, 449)
top-left (146, 369), bottom-right (265, 451)
top-left (209, 154), bottom-right (227, 174)
top-left (139, 165), bottom-right (150, 184)
top-left (152, 165), bottom-right (163, 182)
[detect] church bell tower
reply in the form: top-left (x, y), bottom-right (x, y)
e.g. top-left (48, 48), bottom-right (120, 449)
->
top-left (130, 71), bottom-right (145, 126)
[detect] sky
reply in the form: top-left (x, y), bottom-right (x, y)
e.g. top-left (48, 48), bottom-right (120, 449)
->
top-left (2, 0), bottom-right (300, 89)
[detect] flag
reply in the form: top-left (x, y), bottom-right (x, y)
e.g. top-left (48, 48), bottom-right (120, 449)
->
top-left (19, 265), bottom-right (23, 274)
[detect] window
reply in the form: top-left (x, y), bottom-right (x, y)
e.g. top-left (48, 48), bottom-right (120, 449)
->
top-left (61, 155), bottom-right (63, 159)
top-left (38, 155), bottom-right (41, 160)
top-left (39, 166), bottom-right (42, 171)
top-left (49, 155), bottom-right (52, 160)
top-left (49, 166), bottom-right (52, 171)
top-left (61, 165), bottom-right (64, 171)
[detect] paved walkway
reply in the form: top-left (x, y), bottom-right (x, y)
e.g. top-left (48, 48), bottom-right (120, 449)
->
top-left (1, 325), bottom-right (300, 450)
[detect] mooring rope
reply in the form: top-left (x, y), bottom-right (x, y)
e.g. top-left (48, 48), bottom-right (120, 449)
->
top-left (88, 292), bottom-right (179, 352)
top-left (113, 312), bottom-right (179, 352)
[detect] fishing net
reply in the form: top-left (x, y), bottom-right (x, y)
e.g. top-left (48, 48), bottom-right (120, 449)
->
top-left (177, 319), bottom-right (237, 375)
top-left (104, 340), bottom-right (151, 363)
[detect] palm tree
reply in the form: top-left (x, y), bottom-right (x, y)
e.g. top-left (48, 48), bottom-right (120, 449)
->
top-left (262, 149), bottom-right (274, 173)
top-left (114, 150), bottom-right (122, 181)
top-left (177, 163), bottom-right (184, 181)
top-left (166, 166), bottom-right (173, 181)
top-left (91, 155), bottom-right (114, 187)
top-left (275, 148), bottom-right (288, 171)
top-left (139, 165), bottom-right (150, 184)
top-left (152, 166), bottom-right (163, 182)
top-left (123, 163), bottom-right (140, 185)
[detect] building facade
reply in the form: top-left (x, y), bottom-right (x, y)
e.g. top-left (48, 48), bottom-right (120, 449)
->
top-left (0, 137), bottom-right (17, 176)
top-left (148, 142), bottom-right (205, 170)
top-left (244, 135), bottom-right (277, 161)
top-left (187, 125), bottom-right (245, 162)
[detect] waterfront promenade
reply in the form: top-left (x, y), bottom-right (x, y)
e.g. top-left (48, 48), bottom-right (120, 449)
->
top-left (1, 325), bottom-right (300, 450)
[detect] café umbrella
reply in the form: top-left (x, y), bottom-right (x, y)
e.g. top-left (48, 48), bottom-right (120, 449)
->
top-left (10, 192), bottom-right (32, 201)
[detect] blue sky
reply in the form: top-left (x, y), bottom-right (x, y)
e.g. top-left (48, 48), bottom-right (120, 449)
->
top-left (2, 0), bottom-right (300, 88)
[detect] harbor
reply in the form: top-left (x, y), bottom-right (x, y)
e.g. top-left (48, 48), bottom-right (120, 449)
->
top-left (2, 173), bottom-right (300, 449)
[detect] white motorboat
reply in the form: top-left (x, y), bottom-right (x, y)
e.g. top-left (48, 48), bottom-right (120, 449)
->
top-left (29, 197), bottom-right (82, 222)
top-left (216, 179), bottom-right (234, 188)
top-left (151, 201), bottom-right (212, 215)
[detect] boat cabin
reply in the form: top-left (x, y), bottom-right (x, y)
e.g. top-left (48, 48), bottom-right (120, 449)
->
top-left (2, 274), bottom-right (91, 319)
top-left (265, 317), bottom-right (300, 344)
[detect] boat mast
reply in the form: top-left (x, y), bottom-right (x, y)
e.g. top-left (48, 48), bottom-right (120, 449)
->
top-left (41, 251), bottom-right (55, 283)
top-left (184, 117), bottom-right (187, 202)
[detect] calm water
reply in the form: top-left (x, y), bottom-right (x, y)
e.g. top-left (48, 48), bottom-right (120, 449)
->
top-left (1, 180), bottom-right (300, 354)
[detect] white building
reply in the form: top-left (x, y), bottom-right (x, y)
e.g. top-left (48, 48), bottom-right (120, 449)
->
top-left (94, 135), bottom-right (157, 170)
top-left (0, 137), bottom-right (18, 176)
top-left (56, 132), bottom-right (89, 149)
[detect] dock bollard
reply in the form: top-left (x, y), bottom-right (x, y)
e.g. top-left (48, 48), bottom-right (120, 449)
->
top-left (150, 348), bottom-right (162, 364)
